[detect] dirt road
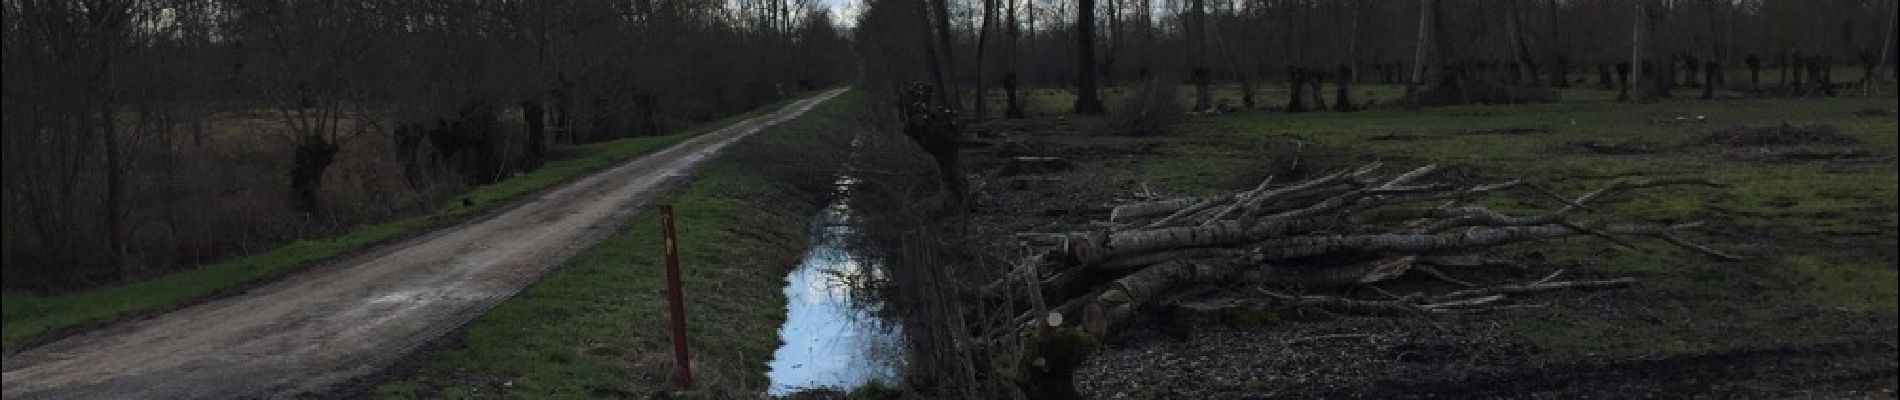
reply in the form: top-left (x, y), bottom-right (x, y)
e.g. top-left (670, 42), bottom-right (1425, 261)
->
top-left (0, 88), bottom-right (846, 399)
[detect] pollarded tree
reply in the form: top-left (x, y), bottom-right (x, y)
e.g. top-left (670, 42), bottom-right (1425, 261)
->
top-left (228, 0), bottom-right (393, 214)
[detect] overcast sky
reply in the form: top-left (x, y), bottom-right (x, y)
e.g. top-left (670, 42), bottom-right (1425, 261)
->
top-left (820, 0), bottom-right (862, 28)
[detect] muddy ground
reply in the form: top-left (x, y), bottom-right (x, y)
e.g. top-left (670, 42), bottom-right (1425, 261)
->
top-left (955, 91), bottom-right (1898, 399)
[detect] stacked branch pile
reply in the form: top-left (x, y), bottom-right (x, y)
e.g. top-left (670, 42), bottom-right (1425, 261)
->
top-left (979, 163), bottom-right (1740, 395)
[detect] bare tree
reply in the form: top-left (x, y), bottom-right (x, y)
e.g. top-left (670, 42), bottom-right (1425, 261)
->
top-left (1630, 0), bottom-right (1648, 102)
top-left (1189, 0), bottom-right (1212, 112)
top-left (1506, 0), bottom-right (1540, 86)
top-left (1407, 0), bottom-right (1437, 110)
top-left (1074, 0), bottom-right (1107, 115)
top-left (1871, 0), bottom-right (1897, 96)
top-left (1208, 0), bottom-right (1255, 109)
top-left (931, 0), bottom-right (961, 109)
top-left (1005, 0), bottom-right (1028, 118)
top-left (975, 0), bottom-right (1000, 120)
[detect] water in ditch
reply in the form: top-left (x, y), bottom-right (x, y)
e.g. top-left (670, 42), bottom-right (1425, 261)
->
top-left (764, 173), bottom-right (906, 395)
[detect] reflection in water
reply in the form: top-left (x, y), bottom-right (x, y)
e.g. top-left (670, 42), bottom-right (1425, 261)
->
top-left (765, 173), bottom-right (905, 395)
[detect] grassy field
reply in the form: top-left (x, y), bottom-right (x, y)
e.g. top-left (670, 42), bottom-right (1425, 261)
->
top-left (371, 91), bottom-right (865, 398)
top-left (997, 82), bottom-right (1897, 360)
top-left (0, 95), bottom-right (815, 354)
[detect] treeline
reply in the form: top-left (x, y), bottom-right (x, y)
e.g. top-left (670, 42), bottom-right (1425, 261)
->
top-left (0, 0), bottom-right (852, 291)
top-left (861, 0), bottom-right (1896, 116)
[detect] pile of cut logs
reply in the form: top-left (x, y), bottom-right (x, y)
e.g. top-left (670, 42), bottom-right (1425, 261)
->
top-left (981, 163), bottom-right (1740, 371)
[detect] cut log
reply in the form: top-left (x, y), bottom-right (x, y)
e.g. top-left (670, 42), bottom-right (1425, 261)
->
top-left (1248, 223), bottom-right (1687, 261)
top-left (1108, 197), bottom-right (1202, 222)
top-left (1071, 217), bottom-right (1329, 265)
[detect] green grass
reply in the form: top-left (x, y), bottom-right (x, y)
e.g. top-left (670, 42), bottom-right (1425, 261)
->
top-left (373, 90), bottom-right (865, 399)
top-left (0, 95), bottom-right (815, 354)
top-left (373, 172), bottom-right (795, 399)
top-left (1003, 82), bottom-right (1898, 358)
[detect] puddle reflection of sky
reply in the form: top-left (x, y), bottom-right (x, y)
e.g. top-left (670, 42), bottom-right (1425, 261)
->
top-left (764, 199), bottom-right (904, 396)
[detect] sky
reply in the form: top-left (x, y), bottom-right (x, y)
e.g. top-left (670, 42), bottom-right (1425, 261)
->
top-left (821, 0), bottom-right (864, 28)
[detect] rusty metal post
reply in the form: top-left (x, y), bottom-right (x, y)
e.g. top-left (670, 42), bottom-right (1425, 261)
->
top-left (660, 205), bottom-right (694, 389)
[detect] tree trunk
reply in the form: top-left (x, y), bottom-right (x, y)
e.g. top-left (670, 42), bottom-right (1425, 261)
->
top-left (1629, 0), bottom-right (1646, 102)
top-left (1682, 54), bottom-right (1697, 88)
top-left (101, 102), bottom-right (125, 279)
top-left (1309, 75), bottom-right (1326, 108)
top-left (1006, 0), bottom-right (1027, 117)
top-left (931, 0), bottom-right (962, 109)
top-left (1208, 6), bottom-right (1255, 109)
top-left (1027, 0), bottom-right (1037, 83)
top-left (290, 139), bottom-right (339, 215)
top-left (1747, 55), bottom-right (1761, 88)
top-left (1710, 62), bottom-right (1725, 100)
top-left (1871, 0), bottom-right (1897, 96)
top-left (918, 1), bottom-right (953, 105)
top-left (1019, 327), bottom-right (1096, 400)
top-left (1616, 62), bottom-right (1632, 100)
top-left (1598, 64), bottom-right (1614, 89)
top-left (1073, 0), bottom-right (1107, 115)
top-left (1103, 0), bottom-right (1121, 87)
top-left (975, 0), bottom-right (998, 120)
top-left (521, 100), bottom-right (546, 166)
top-left (1818, 57), bottom-right (1835, 96)
top-left (1645, 2), bottom-right (1671, 98)
top-left (899, 86), bottom-right (967, 208)
top-left (1287, 67), bottom-right (1309, 112)
top-left (1505, 0), bottom-right (1539, 86)
top-left (1702, 0), bottom-right (1722, 98)
top-left (1333, 64), bottom-right (1356, 111)
top-left (1405, 0), bottom-right (1435, 110)
top-left (1548, 0), bottom-right (1569, 87)
top-left (553, 76), bottom-right (573, 143)
top-left (1344, 0), bottom-right (1364, 86)
top-left (1778, 52), bottom-right (1790, 87)
top-left (1190, 0), bottom-right (1211, 112)
top-left (1427, 0), bottom-right (1464, 104)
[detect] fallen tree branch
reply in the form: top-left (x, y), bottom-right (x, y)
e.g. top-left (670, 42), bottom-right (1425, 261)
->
top-left (1426, 277), bottom-right (1637, 304)
top-left (977, 162), bottom-right (1736, 392)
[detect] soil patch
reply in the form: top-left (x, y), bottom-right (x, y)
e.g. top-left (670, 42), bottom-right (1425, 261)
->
top-left (1851, 108), bottom-right (1897, 118)
top-left (1366, 132), bottom-right (1435, 141)
top-left (1456, 125), bottom-right (1556, 135)
top-left (1689, 123), bottom-right (1859, 147)
top-left (1081, 318), bottom-right (1897, 399)
top-left (1555, 139), bottom-right (1668, 155)
top-left (1728, 148), bottom-right (1892, 164)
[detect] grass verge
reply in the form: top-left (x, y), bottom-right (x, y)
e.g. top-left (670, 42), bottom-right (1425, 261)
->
top-left (372, 90), bottom-right (865, 398)
top-left (0, 95), bottom-right (816, 353)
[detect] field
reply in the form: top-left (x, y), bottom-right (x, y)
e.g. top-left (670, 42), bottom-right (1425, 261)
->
top-left (969, 83), bottom-right (1897, 397)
